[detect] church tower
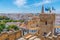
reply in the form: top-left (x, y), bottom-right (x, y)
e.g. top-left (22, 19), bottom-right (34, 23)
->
top-left (41, 5), bottom-right (44, 14)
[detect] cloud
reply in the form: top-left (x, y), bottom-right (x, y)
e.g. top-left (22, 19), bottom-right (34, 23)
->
top-left (34, 0), bottom-right (60, 7)
top-left (13, 0), bottom-right (58, 8)
top-left (22, 0), bottom-right (52, 8)
top-left (29, 0), bottom-right (58, 7)
top-left (14, 0), bottom-right (27, 7)
top-left (32, 0), bottom-right (52, 7)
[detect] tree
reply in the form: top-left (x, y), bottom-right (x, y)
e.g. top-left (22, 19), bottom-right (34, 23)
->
top-left (0, 26), bottom-right (3, 33)
top-left (0, 22), bottom-right (5, 29)
top-left (6, 25), bottom-right (19, 31)
top-left (0, 23), bottom-right (5, 33)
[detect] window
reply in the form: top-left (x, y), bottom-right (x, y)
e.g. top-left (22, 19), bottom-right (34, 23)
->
top-left (43, 32), bottom-right (47, 36)
top-left (29, 30), bottom-right (37, 34)
top-left (45, 21), bottom-right (47, 25)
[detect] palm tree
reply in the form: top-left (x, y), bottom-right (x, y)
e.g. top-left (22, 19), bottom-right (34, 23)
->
top-left (45, 7), bottom-right (51, 13)
top-left (52, 7), bottom-right (55, 13)
top-left (45, 6), bottom-right (55, 13)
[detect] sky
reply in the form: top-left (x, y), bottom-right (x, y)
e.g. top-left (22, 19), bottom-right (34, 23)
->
top-left (0, 0), bottom-right (60, 13)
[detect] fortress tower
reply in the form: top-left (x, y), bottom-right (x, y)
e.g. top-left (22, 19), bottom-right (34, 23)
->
top-left (39, 5), bottom-right (55, 36)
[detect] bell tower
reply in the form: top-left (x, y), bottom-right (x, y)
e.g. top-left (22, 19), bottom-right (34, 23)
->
top-left (41, 5), bottom-right (44, 14)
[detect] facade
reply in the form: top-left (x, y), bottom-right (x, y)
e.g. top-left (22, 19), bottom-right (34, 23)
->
top-left (54, 14), bottom-right (60, 34)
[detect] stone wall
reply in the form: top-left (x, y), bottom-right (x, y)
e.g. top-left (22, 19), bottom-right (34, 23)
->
top-left (39, 14), bottom-right (55, 36)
